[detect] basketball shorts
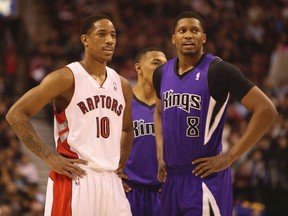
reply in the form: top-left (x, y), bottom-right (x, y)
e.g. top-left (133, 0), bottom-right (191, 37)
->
top-left (160, 165), bottom-right (232, 216)
top-left (125, 180), bottom-right (162, 216)
top-left (44, 165), bottom-right (132, 216)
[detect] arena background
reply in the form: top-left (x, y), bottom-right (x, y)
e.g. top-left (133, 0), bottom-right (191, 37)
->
top-left (0, 0), bottom-right (287, 215)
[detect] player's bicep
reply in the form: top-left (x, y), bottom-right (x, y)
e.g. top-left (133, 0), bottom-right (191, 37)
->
top-left (120, 77), bottom-right (133, 132)
top-left (241, 86), bottom-right (275, 114)
top-left (38, 68), bottom-right (74, 102)
top-left (8, 68), bottom-right (73, 120)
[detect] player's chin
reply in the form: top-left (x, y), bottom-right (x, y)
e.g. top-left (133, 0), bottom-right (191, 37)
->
top-left (102, 55), bottom-right (113, 62)
top-left (103, 49), bottom-right (114, 55)
top-left (183, 50), bottom-right (196, 55)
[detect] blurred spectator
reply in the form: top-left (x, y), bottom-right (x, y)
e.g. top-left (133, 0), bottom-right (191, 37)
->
top-left (16, 154), bottom-right (40, 184)
top-left (233, 161), bottom-right (252, 202)
top-left (268, 33), bottom-right (288, 89)
top-left (234, 201), bottom-right (265, 216)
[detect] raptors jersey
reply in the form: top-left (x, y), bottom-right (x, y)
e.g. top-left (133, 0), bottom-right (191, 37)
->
top-left (160, 53), bottom-right (229, 166)
top-left (124, 96), bottom-right (160, 185)
top-left (54, 62), bottom-right (125, 171)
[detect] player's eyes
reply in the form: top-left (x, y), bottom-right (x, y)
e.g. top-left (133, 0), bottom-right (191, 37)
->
top-left (97, 33), bottom-right (105, 37)
top-left (152, 62), bottom-right (160, 66)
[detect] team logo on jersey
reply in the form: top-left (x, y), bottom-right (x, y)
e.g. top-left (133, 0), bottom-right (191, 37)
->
top-left (133, 120), bottom-right (155, 137)
top-left (195, 72), bottom-right (201, 80)
top-left (77, 95), bottom-right (123, 116)
top-left (162, 90), bottom-right (201, 113)
top-left (113, 82), bottom-right (117, 91)
top-left (75, 177), bottom-right (80, 186)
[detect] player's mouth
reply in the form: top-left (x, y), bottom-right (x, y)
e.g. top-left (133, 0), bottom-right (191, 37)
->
top-left (103, 47), bottom-right (114, 54)
top-left (183, 42), bottom-right (195, 48)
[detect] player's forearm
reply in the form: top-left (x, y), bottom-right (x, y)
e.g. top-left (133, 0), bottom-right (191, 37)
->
top-left (154, 109), bottom-right (164, 162)
top-left (119, 129), bottom-right (134, 168)
top-left (7, 119), bottom-right (52, 160)
top-left (225, 104), bottom-right (277, 164)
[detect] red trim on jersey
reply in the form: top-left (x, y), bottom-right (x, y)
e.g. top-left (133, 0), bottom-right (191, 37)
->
top-left (57, 139), bottom-right (78, 159)
top-left (50, 171), bottom-right (72, 216)
top-left (53, 107), bottom-right (66, 123)
top-left (54, 109), bottom-right (78, 159)
top-left (58, 127), bottom-right (69, 137)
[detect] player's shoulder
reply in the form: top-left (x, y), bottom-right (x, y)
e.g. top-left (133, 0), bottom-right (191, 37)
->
top-left (36, 66), bottom-right (74, 98)
top-left (43, 66), bottom-right (73, 84)
top-left (116, 74), bottom-right (133, 100)
top-left (119, 75), bottom-right (132, 91)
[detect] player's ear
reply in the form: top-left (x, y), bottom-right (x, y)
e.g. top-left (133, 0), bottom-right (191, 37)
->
top-left (134, 63), bottom-right (142, 75)
top-left (202, 33), bottom-right (206, 44)
top-left (81, 34), bottom-right (88, 47)
top-left (172, 34), bottom-right (175, 45)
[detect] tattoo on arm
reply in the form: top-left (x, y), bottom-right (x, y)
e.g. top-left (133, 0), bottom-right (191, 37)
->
top-left (12, 120), bottom-right (51, 160)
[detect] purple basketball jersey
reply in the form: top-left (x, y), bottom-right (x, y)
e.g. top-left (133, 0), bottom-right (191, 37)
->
top-left (159, 53), bottom-right (233, 216)
top-left (160, 53), bottom-right (228, 166)
top-left (125, 96), bottom-right (160, 185)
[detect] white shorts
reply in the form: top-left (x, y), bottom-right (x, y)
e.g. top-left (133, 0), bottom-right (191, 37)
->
top-left (44, 166), bottom-right (132, 216)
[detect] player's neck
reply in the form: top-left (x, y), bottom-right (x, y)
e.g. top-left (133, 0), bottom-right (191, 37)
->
top-left (178, 52), bottom-right (204, 75)
top-left (80, 58), bottom-right (107, 76)
top-left (133, 82), bottom-right (156, 105)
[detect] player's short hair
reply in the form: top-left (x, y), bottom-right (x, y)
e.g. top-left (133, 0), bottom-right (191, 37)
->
top-left (135, 47), bottom-right (164, 63)
top-left (173, 11), bottom-right (205, 33)
top-left (80, 14), bottom-right (113, 35)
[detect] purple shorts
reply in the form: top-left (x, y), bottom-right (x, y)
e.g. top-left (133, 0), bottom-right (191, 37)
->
top-left (125, 180), bottom-right (162, 216)
top-left (160, 165), bottom-right (233, 216)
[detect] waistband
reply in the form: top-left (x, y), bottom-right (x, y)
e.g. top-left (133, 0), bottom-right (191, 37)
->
top-left (124, 180), bottom-right (162, 191)
top-left (166, 164), bottom-right (197, 177)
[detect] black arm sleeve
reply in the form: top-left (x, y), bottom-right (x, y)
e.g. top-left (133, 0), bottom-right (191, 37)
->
top-left (208, 60), bottom-right (255, 102)
top-left (153, 65), bottom-right (164, 99)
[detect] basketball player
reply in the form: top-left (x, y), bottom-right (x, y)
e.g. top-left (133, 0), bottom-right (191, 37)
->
top-left (6, 15), bottom-right (133, 216)
top-left (153, 11), bottom-right (277, 216)
top-left (122, 47), bottom-right (167, 216)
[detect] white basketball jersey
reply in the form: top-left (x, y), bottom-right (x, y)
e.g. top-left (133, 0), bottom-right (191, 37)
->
top-left (53, 62), bottom-right (125, 171)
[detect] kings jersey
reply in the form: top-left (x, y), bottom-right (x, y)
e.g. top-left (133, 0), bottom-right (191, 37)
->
top-left (124, 96), bottom-right (160, 185)
top-left (160, 54), bottom-right (229, 166)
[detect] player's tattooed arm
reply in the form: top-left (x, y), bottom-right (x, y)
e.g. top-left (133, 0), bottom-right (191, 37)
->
top-left (12, 120), bottom-right (52, 160)
top-left (12, 119), bottom-right (88, 179)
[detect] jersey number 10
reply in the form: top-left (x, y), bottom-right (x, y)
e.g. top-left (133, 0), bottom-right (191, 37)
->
top-left (96, 117), bottom-right (110, 138)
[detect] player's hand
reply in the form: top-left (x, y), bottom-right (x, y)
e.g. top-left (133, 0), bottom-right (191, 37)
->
top-left (45, 153), bottom-right (88, 179)
top-left (157, 159), bottom-right (167, 183)
top-left (122, 180), bottom-right (132, 193)
top-left (192, 153), bottom-right (230, 178)
top-left (114, 167), bottom-right (127, 178)
top-left (114, 167), bottom-right (132, 192)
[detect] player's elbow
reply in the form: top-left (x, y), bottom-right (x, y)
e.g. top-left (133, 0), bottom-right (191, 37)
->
top-left (262, 103), bottom-right (278, 123)
top-left (5, 106), bottom-right (17, 126)
top-left (6, 105), bottom-right (24, 126)
top-left (6, 107), bottom-right (15, 125)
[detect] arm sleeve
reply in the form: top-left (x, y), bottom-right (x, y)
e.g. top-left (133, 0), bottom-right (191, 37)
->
top-left (208, 60), bottom-right (255, 102)
top-left (153, 65), bottom-right (164, 99)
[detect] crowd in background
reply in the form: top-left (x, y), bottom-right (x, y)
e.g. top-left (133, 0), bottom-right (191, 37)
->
top-left (1, 0), bottom-right (288, 215)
